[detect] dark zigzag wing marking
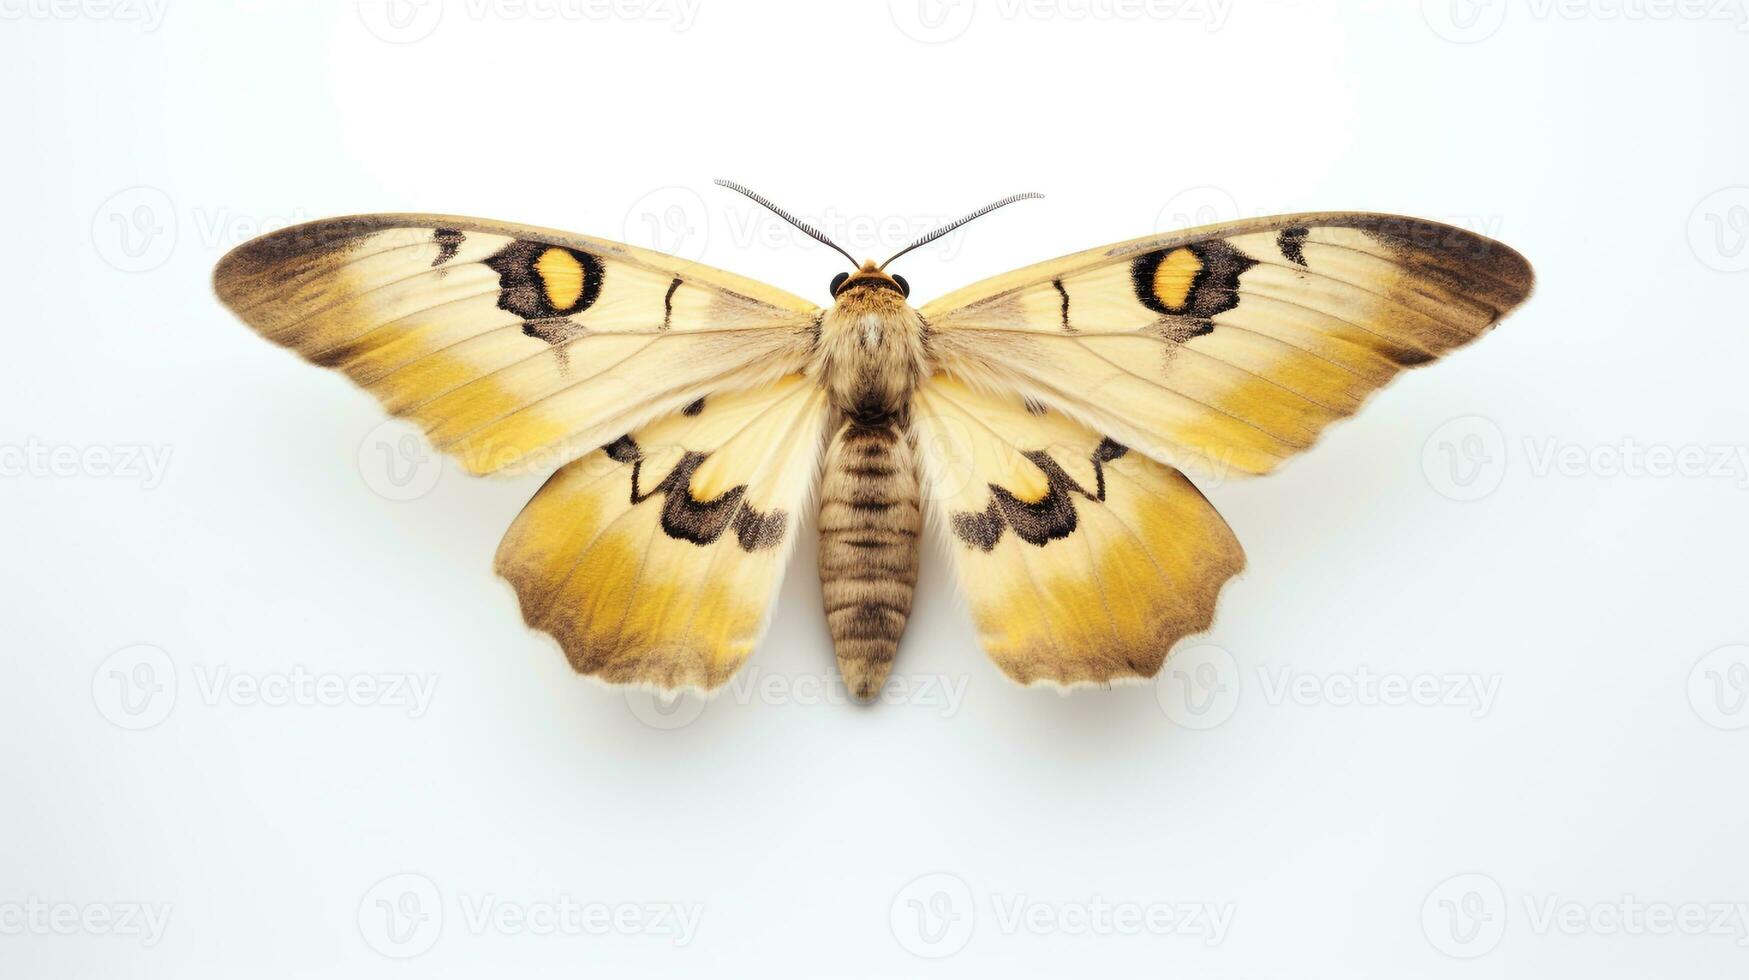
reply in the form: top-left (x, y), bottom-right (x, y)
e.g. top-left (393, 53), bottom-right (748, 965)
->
top-left (602, 435), bottom-right (786, 552)
top-left (950, 438), bottom-right (1129, 551)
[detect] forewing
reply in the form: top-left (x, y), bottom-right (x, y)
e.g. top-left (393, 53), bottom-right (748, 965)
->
top-left (215, 214), bottom-right (820, 475)
top-left (923, 213), bottom-right (1533, 477)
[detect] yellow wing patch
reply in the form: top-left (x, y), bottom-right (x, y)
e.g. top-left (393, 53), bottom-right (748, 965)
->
top-left (914, 377), bottom-right (1244, 688)
top-left (494, 375), bottom-right (828, 692)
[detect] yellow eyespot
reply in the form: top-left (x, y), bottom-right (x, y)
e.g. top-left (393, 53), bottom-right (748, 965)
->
top-left (1151, 247), bottom-right (1203, 310)
top-left (535, 246), bottom-right (586, 311)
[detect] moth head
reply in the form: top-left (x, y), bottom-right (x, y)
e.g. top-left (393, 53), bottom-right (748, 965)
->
top-left (830, 261), bottom-right (910, 300)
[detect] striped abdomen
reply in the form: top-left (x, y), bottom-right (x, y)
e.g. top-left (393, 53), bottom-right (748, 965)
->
top-left (818, 420), bottom-right (921, 701)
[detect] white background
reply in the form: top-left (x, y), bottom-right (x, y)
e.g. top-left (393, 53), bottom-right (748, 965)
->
top-left (4, 0), bottom-right (1748, 976)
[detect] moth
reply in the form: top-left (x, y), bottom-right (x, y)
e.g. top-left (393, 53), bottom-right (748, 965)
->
top-left (214, 181), bottom-right (1533, 701)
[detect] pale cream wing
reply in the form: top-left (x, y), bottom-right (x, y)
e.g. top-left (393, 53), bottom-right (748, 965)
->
top-left (924, 213), bottom-right (1534, 477)
top-left (215, 214), bottom-right (820, 475)
top-left (914, 378), bottom-right (1244, 688)
top-left (495, 375), bottom-right (829, 692)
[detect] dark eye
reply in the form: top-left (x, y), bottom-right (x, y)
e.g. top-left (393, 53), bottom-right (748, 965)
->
top-left (829, 272), bottom-right (849, 296)
top-left (893, 274), bottom-right (910, 298)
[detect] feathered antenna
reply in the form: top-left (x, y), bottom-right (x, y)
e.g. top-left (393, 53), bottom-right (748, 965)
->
top-left (878, 192), bottom-right (1043, 270)
top-left (713, 179), bottom-right (860, 270)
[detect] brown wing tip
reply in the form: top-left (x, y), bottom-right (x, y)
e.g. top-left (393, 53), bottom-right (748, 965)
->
top-left (211, 215), bottom-right (411, 312)
top-left (1330, 212), bottom-right (1535, 314)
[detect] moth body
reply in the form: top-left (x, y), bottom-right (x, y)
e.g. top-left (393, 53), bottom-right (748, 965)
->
top-left (812, 262), bottom-right (929, 700)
